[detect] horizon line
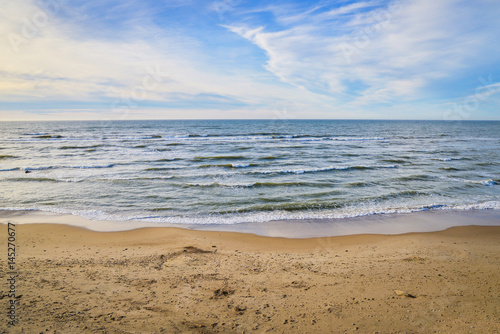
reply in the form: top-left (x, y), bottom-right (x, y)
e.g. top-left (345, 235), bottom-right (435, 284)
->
top-left (1, 118), bottom-right (499, 122)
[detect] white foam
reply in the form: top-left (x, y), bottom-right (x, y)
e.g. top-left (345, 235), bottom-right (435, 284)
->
top-left (6, 200), bottom-right (500, 230)
top-left (460, 179), bottom-right (497, 186)
top-left (481, 179), bottom-right (496, 186)
top-left (4, 206), bottom-right (500, 236)
top-left (255, 164), bottom-right (397, 175)
top-left (328, 137), bottom-right (386, 141)
top-left (435, 157), bottom-right (465, 161)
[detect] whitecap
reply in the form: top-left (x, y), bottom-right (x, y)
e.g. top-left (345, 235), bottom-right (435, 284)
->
top-left (255, 164), bottom-right (396, 175)
top-left (434, 157), bottom-right (465, 162)
top-left (481, 179), bottom-right (496, 186)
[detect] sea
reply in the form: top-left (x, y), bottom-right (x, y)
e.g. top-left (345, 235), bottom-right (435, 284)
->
top-left (0, 120), bottom-right (499, 233)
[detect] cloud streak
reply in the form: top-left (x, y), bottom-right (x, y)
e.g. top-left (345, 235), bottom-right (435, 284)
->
top-left (226, 0), bottom-right (500, 111)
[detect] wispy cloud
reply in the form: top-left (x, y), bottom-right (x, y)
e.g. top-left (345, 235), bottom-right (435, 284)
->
top-left (225, 0), bottom-right (500, 113)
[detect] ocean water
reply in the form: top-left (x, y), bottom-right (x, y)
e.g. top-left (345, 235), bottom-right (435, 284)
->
top-left (0, 120), bottom-right (499, 227)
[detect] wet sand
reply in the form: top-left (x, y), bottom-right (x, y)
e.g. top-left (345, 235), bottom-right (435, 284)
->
top-left (1, 214), bottom-right (499, 333)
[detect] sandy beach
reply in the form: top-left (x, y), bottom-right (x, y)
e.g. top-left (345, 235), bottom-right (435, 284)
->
top-left (1, 214), bottom-right (499, 333)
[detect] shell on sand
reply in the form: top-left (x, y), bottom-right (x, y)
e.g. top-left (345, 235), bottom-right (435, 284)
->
top-left (394, 290), bottom-right (416, 298)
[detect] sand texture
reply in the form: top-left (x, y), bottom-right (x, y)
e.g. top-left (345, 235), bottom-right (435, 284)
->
top-left (1, 221), bottom-right (499, 333)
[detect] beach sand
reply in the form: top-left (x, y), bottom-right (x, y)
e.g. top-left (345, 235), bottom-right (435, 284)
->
top-left (1, 214), bottom-right (499, 333)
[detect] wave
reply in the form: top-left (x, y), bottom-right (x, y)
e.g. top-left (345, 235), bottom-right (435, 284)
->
top-left (381, 158), bottom-right (407, 163)
top-left (2, 133), bottom-right (430, 145)
top-left (421, 204), bottom-right (448, 210)
top-left (181, 182), bottom-right (253, 189)
top-left (462, 179), bottom-right (497, 186)
top-left (104, 134), bottom-right (388, 143)
top-left (119, 135), bottom-right (162, 140)
top-left (260, 134), bottom-right (385, 141)
top-left (0, 167), bottom-right (20, 172)
top-left (253, 164), bottom-right (397, 175)
top-left (154, 158), bottom-right (183, 162)
top-left (180, 181), bottom-right (326, 189)
top-left (412, 149), bottom-right (439, 153)
top-left (59, 144), bottom-right (104, 150)
top-left (254, 136), bottom-right (386, 142)
top-left (344, 181), bottom-right (378, 188)
top-left (475, 162), bottom-right (499, 166)
top-left (103, 176), bottom-right (174, 182)
top-left (395, 174), bottom-right (435, 181)
top-left (2, 177), bottom-right (83, 183)
top-left (482, 179), bottom-right (496, 186)
top-left (144, 167), bottom-right (179, 171)
top-left (5, 177), bottom-right (58, 182)
top-left (434, 157), bottom-right (467, 161)
top-left (256, 181), bottom-right (326, 187)
top-left (231, 201), bottom-right (344, 213)
top-left (96, 200), bottom-right (500, 225)
top-left (199, 163), bottom-right (253, 168)
top-left (193, 155), bottom-right (245, 161)
top-left (12, 164), bottom-right (116, 171)
top-left (0, 155), bottom-right (16, 159)
top-left (361, 190), bottom-right (426, 202)
top-left (330, 136), bottom-right (386, 141)
top-left (439, 167), bottom-right (463, 171)
top-left (129, 135), bottom-right (162, 139)
top-left (4, 200), bottom-right (500, 229)
top-left (206, 199), bottom-right (499, 219)
top-left (64, 164), bottom-right (115, 170)
top-left (135, 176), bottom-right (174, 180)
top-left (440, 176), bottom-right (499, 187)
top-left (34, 134), bottom-right (64, 139)
top-left (150, 207), bottom-right (174, 212)
top-left (232, 163), bottom-right (250, 168)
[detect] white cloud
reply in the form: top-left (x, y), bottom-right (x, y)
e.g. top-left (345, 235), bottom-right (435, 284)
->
top-left (317, 1), bottom-right (381, 20)
top-left (226, 0), bottom-right (500, 110)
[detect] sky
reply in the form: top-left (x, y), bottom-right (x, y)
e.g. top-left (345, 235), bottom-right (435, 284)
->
top-left (1, 0), bottom-right (499, 121)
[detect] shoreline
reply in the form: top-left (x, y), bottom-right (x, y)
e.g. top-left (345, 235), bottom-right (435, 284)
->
top-left (1, 208), bottom-right (500, 238)
top-left (0, 222), bottom-right (499, 333)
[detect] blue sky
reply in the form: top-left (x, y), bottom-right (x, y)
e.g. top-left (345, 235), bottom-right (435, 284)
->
top-left (1, 0), bottom-right (499, 120)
